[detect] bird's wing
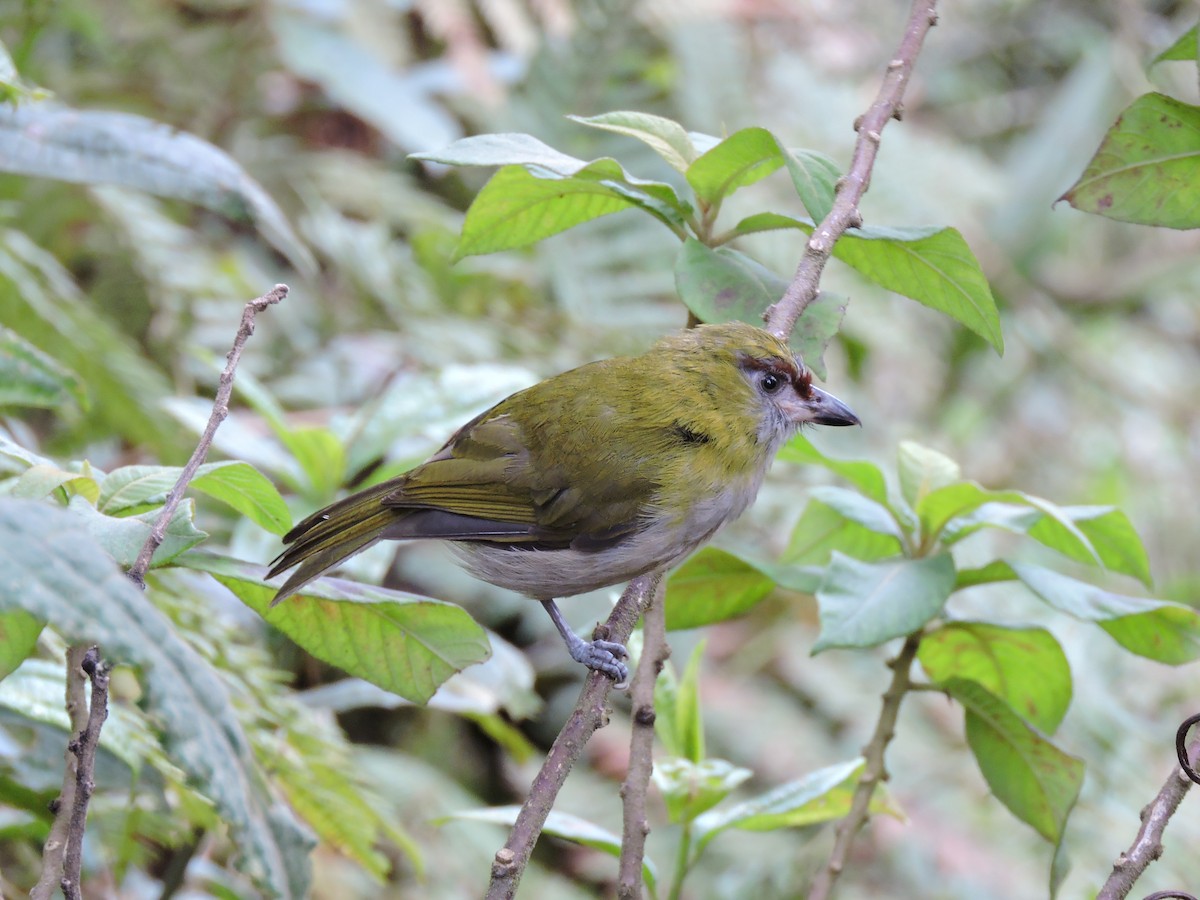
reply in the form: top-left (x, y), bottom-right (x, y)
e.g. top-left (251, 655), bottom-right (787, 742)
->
top-left (382, 405), bottom-right (659, 549)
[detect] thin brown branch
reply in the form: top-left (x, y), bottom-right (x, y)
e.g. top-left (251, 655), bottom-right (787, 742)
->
top-left (617, 579), bottom-right (669, 899)
top-left (764, 0), bottom-right (939, 341)
top-left (127, 283), bottom-right (289, 587)
top-left (60, 647), bottom-right (110, 900)
top-left (1096, 726), bottom-right (1200, 900)
top-left (808, 632), bottom-right (922, 900)
top-left (486, 572), bottom-right (662, 900)
top-left (30, 645), bottom-right (92, 900)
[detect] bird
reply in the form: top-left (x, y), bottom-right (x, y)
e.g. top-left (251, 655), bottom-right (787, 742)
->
top-left (267, 321), bottom-right (859, 686)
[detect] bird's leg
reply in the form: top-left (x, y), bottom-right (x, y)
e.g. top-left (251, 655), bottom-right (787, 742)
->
top-left (540, 599), bottom-right (629, 689)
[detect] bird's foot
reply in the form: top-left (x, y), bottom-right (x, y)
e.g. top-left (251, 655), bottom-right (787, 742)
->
top-left (541, 599), bottom-right (630, 689)
top-left (568, 637), bottom-right (630, 689)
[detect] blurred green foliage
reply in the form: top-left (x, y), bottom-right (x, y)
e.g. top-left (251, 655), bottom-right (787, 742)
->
top-left (0, 1), bottom-right (1199, 898)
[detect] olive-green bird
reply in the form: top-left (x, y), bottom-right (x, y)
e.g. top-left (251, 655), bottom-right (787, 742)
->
top-left (268, 322), bottom-right (858, 685)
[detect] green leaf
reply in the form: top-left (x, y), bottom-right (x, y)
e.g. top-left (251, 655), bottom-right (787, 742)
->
top-left (692, 758), bottom-right (902, 855)
top-left (783, 149), bottom-right (841, 221)
top-left (0, 609), bottom-right (41, 682)
top-left (943, 678), bottom-right (1084, 843)
top-left (919, 623), bottom-right (1072, 733)
top-left (447, 806), bottom-right (657, 894)
top-left (783, 499), bottom-right (903, 566)
top-left (280, 428), bottom-right (346, 500)
top-left (673, 241), bottom-right (845, 378)
top-left (833, 225), bottom-right (1003, 353)
top-left (10, 464), bottom-right (100, 505)
top-left (191, 463), bottom-right (292, 535)
top-left (726, 211), bottom-right (812, 240)
top-left (664, 548), bottom-right (776, 630)
top-left (1061, 93), bottom-right (1200, 229)
top-left (455, 164), bottom-right (640, 258)
top-left (778, 434), bottom-right (890, 504)
top-left (0, 499), bottom-right (312, 897)
top-left (954, 560), bottom-right (1017, 590)
top-left (686, 127), bottom-right (787, 207)
top-left (69, 496), bottom-right (206, 567)
top-left (1011, 563), bottom-right (1200, 664)
top-left (808, 486), bottom-right (905, 540)
top-left (568, 111), bottom-right (697, 172)
top-left (918, 483), bottom-right (1027, 546)
top-left (898, 441), bottom-right (962, 509)
top-left (1151, 25), bottom-right (1197, 65)
top-left (0, 326), bottom-right (87, 410)
top-left (674, 238), bottom-right (788, 322)
top-left (652, 756), bottom-right (752, 824)
top-left (184, 553), bottom-right (491, 704)
top-left (1028, 506), bottom-right (1151, 587)
top-left (96, 462), bottom-right (291, 535)
top-left (813, 553), bottom-right (956, 652)
top-left (0, 103), bottom-right (315, 276)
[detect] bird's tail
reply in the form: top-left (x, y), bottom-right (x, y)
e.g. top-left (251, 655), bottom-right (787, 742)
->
top-left (267, 481), bottom-right (402, 606)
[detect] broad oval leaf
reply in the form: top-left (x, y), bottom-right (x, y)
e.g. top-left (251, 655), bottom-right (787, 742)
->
top-left (832, 224), bottom-right (1002, 353)
top-left (673, 240), bottom-right (845, 378)
top-left (69, 495), bottom-right (206, 567)
top-left (0, 499), bottom-right (312, 898)
top-left (1011, 563), bottom-right (1200, 664)
top-left (808, 486), bottom-right (905, 540)
top-left (0, 103), bottom-right (315, 275)
top-left (1061, 93), bottom-right (1200, 229)
top-left (778, 434), bottom-right (889, 504)
top-left (813, 552), bottom-right (956, 652)
top-left (686, 127), bottom-right (787, 207)
top-left (783, 149), bottom-right (841, 222)
top-left (783, 499), bottom-right (903, 566)
top-left (665, 548), bottom-right (775, 631)
top-left (692, 758), bottom-right (902, 855)
top-left (943, 678), bottom-right (1084, 843)
top-left (568, 111), bottom-right (697, 172)
top-left (919, 622), bottom-right (1072, 733)
top-left (0, 609), bottom-right (41, 682)
top-left (185, 553), bottom-right (491, 704)
top-left (898, 441), bottom-right (962, 510)
top-left (454, 164), bottom-right (638, 259)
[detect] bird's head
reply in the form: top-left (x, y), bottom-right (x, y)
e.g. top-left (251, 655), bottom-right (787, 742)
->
top-left (654, 321), bottom-right (859, 449)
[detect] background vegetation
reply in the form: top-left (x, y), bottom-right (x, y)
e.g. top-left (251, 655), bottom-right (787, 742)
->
top-left (0, 1), bottom-right (1198, 898)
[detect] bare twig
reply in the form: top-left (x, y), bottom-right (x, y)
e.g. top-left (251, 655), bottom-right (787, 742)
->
top-left (1096, 720), bottom-right (1200, 900)
top-left (127, 284), bottom-right (289, 587)
top-left (808, 632), bottom-right (922, 900)
top-left (29, 645), bottom-right (92, 900)
top-left (60, 648), bottom-right (110, 900)
top-left (617, 579), bottom-right (669, 899)
top-left (763, 0), bottom-right (939, 341)
top-left (486, 572), bottom-right (662, 900)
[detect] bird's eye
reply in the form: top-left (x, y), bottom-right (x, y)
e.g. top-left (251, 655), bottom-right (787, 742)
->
top-left (760, 371), bottom-right (784, 394)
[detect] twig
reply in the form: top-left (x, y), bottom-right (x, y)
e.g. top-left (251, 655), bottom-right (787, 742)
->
top-left (486, 572), bottom-right (662, 900)
top-left (808, 632), bottom-right (922, 900)
top-left (29, 645), bottom-right (92, 900)
top-left (60, 647), bottom-right (110, 900)
top-left (617, 579), bottom-right (669, 899)
top-left (127, 284), bottom-right (289, 587)
top-left (1096, 719), bottom-right (1200, 900)
top-left (763, 0), bottom-right (939, 341)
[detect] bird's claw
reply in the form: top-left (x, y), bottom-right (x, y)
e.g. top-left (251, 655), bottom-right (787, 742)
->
top-left (574, 638), bottom-right (629, 689)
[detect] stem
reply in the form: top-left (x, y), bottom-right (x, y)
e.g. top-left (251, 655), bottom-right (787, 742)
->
top-left (808, 633), bottom-right (922, 900)
top-left (486, 572), bottom-right (662, 900)
top-left (60, 648), bottom-right (111, 900)
top-left (127, 284), bottom-right (288, 587)
top-left (764, 0), bottom-right (939, 340)
top-left (29, 646), bottom-right (91, 900)
top-left (667, 821), bottom-right (693, 900)
top-left (617, 579), bottom-right (669, 899)
top-left (1095, 724), bottom-right (1200, 900)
